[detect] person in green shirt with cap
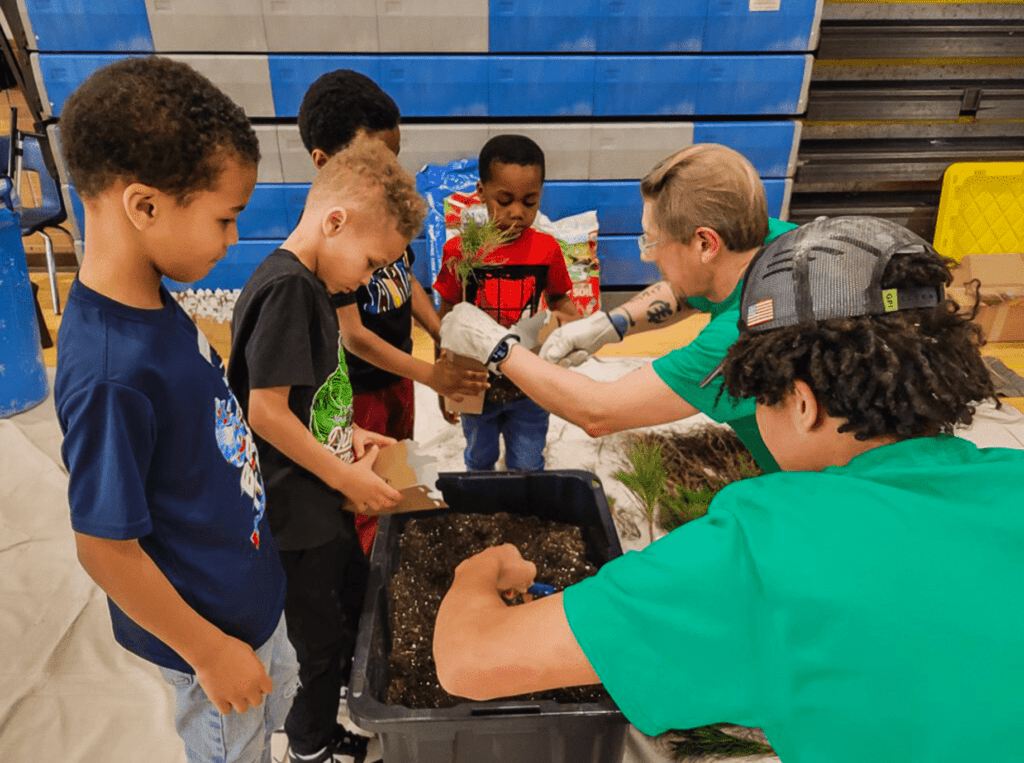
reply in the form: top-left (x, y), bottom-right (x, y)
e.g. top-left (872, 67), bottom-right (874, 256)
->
top-left (439, 142), bottom-right (796, 471)
top-left (433, 215), bottom-right (1024, 763)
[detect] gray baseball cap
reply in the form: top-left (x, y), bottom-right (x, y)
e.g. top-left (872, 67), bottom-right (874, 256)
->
top-left (700, 215), bottom-right (945, 387)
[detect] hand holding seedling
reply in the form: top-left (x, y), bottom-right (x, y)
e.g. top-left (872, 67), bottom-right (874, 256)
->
top-left (440, 302), bottom-right (518, 369)
top-left (343, 445), bottom-right (402, 515)
top-left (192, 632), bottom-right (272, 715)
top-left (428, 350), bottom-right (490, 398)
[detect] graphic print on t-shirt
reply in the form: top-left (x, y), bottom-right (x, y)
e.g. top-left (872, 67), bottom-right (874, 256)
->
top-left (476, 273), bottom-right (538, 328)
top-left (309, 334), bottom-right (355, 464)
top-left (197, 330), bottom-right (267, 548)
top-left (363, 252), bottom-right (411, 315)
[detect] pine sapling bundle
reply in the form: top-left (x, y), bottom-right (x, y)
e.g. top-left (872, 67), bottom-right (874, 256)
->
top-left (448, 214), bottom-right (513, 302)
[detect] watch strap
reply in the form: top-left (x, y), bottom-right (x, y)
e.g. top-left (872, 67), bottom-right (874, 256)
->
top-left (606, 310), bottom-right (629, 340)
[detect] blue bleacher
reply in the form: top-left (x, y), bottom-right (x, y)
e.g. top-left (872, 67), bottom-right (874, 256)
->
top-left (693, 122), bottom-right (800, 179)
top-left (25, 0), bottom-right (818, 294)
top-left (17, 0), bottom-right (152, 52)
top-left (38, 52), bottom-right (810, 120)
top-left (489, 57), bottom-right (596, 117)
top-left (19, 1), bottom-right (821, 54)
top-left (267, 56), bottom-right (381, 118)
top-left (489, 0), bottom-right (600, 52)
top-left (382, 57), bottom-right (490, 118)
top-left (597, 0), bottom-right (707, 53)
top-left (702, 0), bottom-right (822, 53)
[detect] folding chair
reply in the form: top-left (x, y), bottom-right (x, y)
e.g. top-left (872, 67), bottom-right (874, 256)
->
top-left (1, 106), bottom-right (71, 314)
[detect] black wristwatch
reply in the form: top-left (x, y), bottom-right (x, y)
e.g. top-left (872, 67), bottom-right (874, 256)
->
top-left (487, 334), bottom-right (521, 375)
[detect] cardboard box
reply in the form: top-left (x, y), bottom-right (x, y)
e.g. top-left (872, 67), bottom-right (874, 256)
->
top-left (950, 253), bottom-right (1024, 342)
top-left (342, 440), bottom-right (446, 514)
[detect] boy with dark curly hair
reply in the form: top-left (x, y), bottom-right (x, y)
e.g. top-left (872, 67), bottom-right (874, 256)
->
top-left (298, 68), bottom-right (485, 556)
top-left (228, 136), bottom-right (428, 763)
top-left (55, 56), bottom-right (297, 763)
top-left (434, 216), bottom-right (1024, 763)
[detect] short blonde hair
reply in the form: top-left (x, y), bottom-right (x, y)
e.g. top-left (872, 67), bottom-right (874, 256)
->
top-left (308, 136), bottom-right (426, 240)
top-left (640, 143), bottom-right (768, 253)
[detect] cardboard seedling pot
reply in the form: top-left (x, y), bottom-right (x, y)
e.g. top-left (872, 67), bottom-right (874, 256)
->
top-left (442, 353), bottom-right (488, 415)
top-left (442, 312), bottom-right (563, 415)
top-left (341, 440), bottom-right (447, 515)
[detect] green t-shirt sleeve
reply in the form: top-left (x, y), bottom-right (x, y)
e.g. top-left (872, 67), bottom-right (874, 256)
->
top-left (563, 503), bottom-right (773, 736)
top-left (651, 305), bottom-right (754, 424)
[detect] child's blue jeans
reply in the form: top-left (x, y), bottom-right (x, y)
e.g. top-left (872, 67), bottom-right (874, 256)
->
top-left (461, 396), bottom-right (549, 471)
top-left (158, 614), bottom-right (299, 763)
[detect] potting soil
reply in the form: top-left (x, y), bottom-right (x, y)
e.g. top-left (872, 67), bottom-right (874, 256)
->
top-left (386, 511), bottom-right (611, 708)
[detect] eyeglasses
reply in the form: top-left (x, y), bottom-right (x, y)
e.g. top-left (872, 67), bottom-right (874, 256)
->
top-left (637, 233), bottom-right (660, 262)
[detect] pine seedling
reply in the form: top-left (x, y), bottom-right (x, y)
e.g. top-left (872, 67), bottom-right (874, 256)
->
top-left (667, 724), bottom-right (775, 760)
top-left (614, 440), bottom-right (668, 544)
top-left (660, 482), bottom-right (718, 528)
top-left (447, 214), bottom-right (513, 301)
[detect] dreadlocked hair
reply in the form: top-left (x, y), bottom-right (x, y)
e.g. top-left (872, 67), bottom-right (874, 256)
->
top-left (722, 245), bottom-right (995, 441)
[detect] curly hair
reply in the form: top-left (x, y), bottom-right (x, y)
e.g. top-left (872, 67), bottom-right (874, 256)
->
top-left (60, 56), bottom-right (259, 202)
top-left (479, 134), bottom-right (545, 183)
top-left (297, 69), bottom-right (400, 157)
top-left (722, 245), bottom-right (995, 440)
top-left (309, 137), bottom-right (426, 241)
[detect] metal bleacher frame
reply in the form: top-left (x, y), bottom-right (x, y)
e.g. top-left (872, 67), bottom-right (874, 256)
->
top-left (788, 0), bottom-right (1024, 240)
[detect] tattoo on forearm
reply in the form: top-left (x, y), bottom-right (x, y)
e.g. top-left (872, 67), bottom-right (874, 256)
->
top-left (636, 284), bottom-right (661, 301)
top-left (647, 300), bottom-right (674, 324)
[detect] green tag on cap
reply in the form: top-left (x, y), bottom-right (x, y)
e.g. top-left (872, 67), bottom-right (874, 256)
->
top-left (882, 288), bottom-right (898, 312)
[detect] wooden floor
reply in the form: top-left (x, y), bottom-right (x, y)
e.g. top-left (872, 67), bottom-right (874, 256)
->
top-left (30, 269), bottom-right (1024, 415)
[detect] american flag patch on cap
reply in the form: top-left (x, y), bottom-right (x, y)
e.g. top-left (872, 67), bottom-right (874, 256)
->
top-left (747, 298), bottom-right (774, 327)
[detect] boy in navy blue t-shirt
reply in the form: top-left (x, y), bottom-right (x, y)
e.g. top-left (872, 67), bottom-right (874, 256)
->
top-left (55, 57), bottom-right (297, 763)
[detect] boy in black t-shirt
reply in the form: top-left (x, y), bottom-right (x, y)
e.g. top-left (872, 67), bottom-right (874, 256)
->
top-left (298, 69), bottom-right (487, 555)
top-left (228, 137), bottom-right (427, 763)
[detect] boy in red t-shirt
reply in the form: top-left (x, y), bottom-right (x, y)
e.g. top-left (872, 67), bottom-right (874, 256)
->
top-left (434, 135), bottom-right (580, 471)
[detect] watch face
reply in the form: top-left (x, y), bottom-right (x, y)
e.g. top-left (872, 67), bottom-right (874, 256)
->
top-left (491, 342), bottom-right (509, 363)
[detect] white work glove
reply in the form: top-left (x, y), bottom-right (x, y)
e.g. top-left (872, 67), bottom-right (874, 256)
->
top-left (440, 303), bottom-right (520, 374)
top-left (538, 310), bottom-right (624, 368)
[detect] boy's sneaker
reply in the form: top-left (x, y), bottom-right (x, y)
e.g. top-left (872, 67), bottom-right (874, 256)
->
top-left (337, 686), bottom-right (373, 739)
top-left (287, 731), bottom-right (368, 763)
top-left (332, 727), bottom-right (370, 763)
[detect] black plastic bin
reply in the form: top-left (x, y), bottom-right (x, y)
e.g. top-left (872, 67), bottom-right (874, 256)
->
top-left (349, 470), bottom-right (627, 763)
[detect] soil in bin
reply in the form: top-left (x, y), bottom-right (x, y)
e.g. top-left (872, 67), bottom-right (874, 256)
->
top-left (386, 511), bottom-right (611, 709)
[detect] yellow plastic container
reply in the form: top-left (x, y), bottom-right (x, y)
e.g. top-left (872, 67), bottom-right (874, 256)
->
top-left (933, 162), bottom-right (1024, 263)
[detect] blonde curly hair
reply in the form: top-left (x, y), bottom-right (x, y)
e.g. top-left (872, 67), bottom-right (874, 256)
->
top-left (308, 136), bottom-right (426, 240)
